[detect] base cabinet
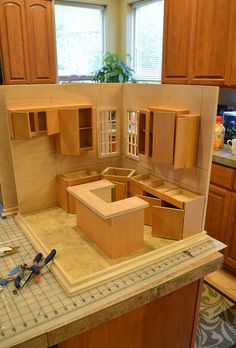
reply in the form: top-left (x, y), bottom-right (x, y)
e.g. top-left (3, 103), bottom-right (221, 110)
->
top-left (205, 163), bottom-right (236, 271)
top-left (58, 279), bottom-right (202, 348)
top-left (224, 193), bottom-right (236, 269)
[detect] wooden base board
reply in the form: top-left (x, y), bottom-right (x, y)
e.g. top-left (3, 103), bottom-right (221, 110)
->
top-left (16, 212), bottom-right (225, 296)
top-left (2, 206), bottom-right (19, 217)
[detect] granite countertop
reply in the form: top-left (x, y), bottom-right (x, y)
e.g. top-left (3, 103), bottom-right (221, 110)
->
top-left (212, 146), bottom-right (236, 169)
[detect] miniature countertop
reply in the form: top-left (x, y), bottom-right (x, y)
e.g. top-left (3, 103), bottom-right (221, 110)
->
top-left (213, 146), bottom-right (236, 169)
top-left (67, 180), bottom-right (149, 219)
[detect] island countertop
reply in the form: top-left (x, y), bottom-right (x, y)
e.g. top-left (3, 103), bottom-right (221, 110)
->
top-left (67, 179), bottom-right (149, 219)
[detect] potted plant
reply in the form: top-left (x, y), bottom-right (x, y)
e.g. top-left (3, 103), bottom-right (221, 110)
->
top-left (94, 53), bottom-right (135, 83)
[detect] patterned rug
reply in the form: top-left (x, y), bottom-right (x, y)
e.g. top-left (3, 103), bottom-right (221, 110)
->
top-left (196, 283), bottom-right (236, 348)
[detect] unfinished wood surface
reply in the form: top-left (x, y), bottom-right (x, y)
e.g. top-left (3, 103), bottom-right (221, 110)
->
top-left (58, 280), bottom-right (202, 348)
top-left (68, 180), bottom-right (148, 220)
top-left (57, 108), bottom-right (79, 155)
top-left (76, 200), bottom-right (144, 258)
top-left (46, 109), bottom-right (59, 135)
top-left (138, 109), bottom-right (150, 159)
top-left (101, 167), bottom-right (136, 197)
top-left (148, 107), bottom-right (189, 116)
top-left (57, 171), bottom-right (100, 213)
top-left (174, 114), bottom-right (200, 169)
top-left (111, 180), bottom-right (126, 201)
top-left (152, 111), bottom-right (176, 164)
top-left (136, 195), bottom-right (161, 226)
top-left (11, 112), bottom-right (31, 139)
top-left (205, 268), bottom-right (236, 302)
top-left (152, 206), bottom-right (185, 240)
top-left (17, 210), bottom-right (225, 296)
top-left (183, 196), bottom-right (205, 237)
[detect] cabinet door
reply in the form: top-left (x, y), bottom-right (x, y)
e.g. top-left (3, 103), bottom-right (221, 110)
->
top-left (25, 0), bottom-right (56, 83)
top-left (189, 0), bottom-right (231, 86)
top-left (205, 184), bottom-right (231, 242)
top-left (162, 0), bottom-right (192, 84)
top-left (0, 0), bottom-right (31, 84)
top-left (224, 193), bottom-right (236, 270)
top-left (58, 109), bottom-right (80, 155)
top-left (227, 0), bottom-right (236, 86)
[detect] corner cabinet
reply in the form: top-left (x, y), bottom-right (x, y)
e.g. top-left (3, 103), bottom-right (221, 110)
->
top-left (205, 163), bottom-right (236, 271)
top-left (0, 0), bottom-right (56, 84)
top-left (162, 0), bottom-right (236, 87)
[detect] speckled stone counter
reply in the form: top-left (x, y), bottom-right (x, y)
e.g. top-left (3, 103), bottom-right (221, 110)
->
top-left (213, 146), bottom-right (236, 168)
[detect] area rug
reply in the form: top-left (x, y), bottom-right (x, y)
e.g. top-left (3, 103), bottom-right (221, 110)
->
top-left (196, 283), bottom-right (236, 348)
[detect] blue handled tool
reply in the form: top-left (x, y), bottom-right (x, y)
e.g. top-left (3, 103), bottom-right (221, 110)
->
top-left (0, 265), bottom-right (20, 286)
top-left (14, 249), bottom-right (56, 289)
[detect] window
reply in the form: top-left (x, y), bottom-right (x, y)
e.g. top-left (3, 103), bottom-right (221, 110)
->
top-left (97, 108), bottom-right (119, 158)
top-left (54, 2), bottom-right (105, 83)
top-left (127, 110), bottom-right (139, 159)
top-left (131, 0), bottom-right (164, 81)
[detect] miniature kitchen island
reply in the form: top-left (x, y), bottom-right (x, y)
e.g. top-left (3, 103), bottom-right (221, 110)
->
top-left (0, 83), bottom-right (223, 347)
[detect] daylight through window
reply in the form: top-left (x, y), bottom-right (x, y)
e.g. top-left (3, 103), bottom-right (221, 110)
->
top-left (132, 0), bottom-right (164, 81)
top-left (54, 2), bottom-right (105, 83)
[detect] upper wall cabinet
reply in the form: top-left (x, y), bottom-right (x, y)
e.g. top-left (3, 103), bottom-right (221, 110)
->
top-left (162, 0), bottom-right (192, 84)
top-left (0, 0), bottom-right (56, 84)
top-left (162, 0), bottom-right (236, 87)
top-left (55, 105), bottom-right (95, 156)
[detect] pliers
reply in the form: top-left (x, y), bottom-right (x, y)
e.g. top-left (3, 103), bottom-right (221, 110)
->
top-left (14, 249), bottom-right (56, 289)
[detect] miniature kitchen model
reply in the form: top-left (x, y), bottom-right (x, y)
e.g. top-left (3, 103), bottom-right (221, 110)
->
top-left (0, 83), bottom-right (224, 348)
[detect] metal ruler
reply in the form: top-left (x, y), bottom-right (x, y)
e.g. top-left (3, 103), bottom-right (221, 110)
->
top-left (0, 217), bottom-right (223, 347)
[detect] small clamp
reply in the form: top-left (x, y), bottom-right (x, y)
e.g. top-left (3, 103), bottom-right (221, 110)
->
top-left (14, 249), bottom-right (56, 290)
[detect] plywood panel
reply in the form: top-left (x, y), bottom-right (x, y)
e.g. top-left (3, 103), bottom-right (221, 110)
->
top-left (76, 201), bottom-right (144, 258)
top-left (152, 206), bottom-right (185, 240)
top-left (152, 112), bottom-right (175, 164)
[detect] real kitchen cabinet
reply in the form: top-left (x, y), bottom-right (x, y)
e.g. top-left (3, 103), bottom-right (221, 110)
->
top-left (162, 0), bottom-right (236, 87)
top-left (0, 0), bottom-right (56, 84)
top-left (205, 163), bottom-right (236, 271)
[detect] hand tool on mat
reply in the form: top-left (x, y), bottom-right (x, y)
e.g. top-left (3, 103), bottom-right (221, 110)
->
top-left (0, 246), bottom-right (19, 258)
top-left (0, 265), bottom-right (21, 286)
top-left (14, 249), bottom-right (56, 289)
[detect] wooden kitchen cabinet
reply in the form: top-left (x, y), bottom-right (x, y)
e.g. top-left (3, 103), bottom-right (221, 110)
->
top-left (224, 193), bottom-right (236, 270)
top-left (162, 0), bottom-right (235, 86)
top-left (10, 108), bottom-right (59, 139)
top-left (0, 0), bottom-right (56, 84)
top-left (56, 106), bottom-right (95, 156)
top-left (162, 0), bottom-right (192, 84)
top-left (205, 163), bottom-right (236, 271)
top-left (205, 184), bottom-right (231, 243)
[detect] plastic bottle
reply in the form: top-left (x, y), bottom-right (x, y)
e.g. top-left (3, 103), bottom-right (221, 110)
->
top-left (214, 116), bottom-right (225, 150)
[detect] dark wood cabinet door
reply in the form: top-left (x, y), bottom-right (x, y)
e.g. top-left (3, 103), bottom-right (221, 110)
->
top-left (0, 0), bottom-right (31, 84)
top-left (224, 193), bottom-right (236, 269)
top-left (227, 0), bottom-right (236, 86)
top-left (205, 184), bottom-right (231, 242)
top-left (188, 0), bottom-right (231, 86)
top-left (25, 0), bottom-right (56, 83)
top-left (162, 0), bottom-right (192, 84)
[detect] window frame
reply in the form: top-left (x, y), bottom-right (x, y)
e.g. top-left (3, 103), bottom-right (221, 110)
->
top-left (128, 0), bottom-right (164, 83)
top-left (126, 109), bottom-right (139, 160)
top-left (54, 1), bottom-right (106, 83)
top-left (97, 107), bottom-right (120, 159)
